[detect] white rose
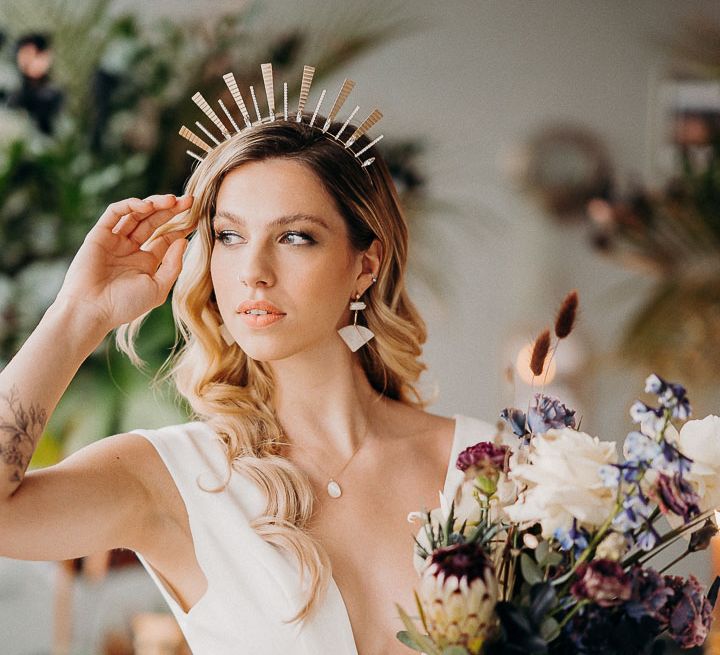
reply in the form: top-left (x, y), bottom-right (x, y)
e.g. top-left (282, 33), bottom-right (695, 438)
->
top-left (504, 428), bottom-right (618, 537)
top-left (674, 416), bottom-right (720, 514)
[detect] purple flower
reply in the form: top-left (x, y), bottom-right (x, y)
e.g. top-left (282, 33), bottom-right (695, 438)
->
top-left (570, 560), bottom-right (632, 608)
top-left (526, 393), bottom-right (577, 434)
top-left (456, 441), bottom-right (509, 478)
top-left (665, 575), bottom-right (713, 648)
top-left (653, 473), bottom-right (700, 522)
top-left (625, 566), bottom-right (674, 624)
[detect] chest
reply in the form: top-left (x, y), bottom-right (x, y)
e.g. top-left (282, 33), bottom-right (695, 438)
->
top-left (305, 457), bottom-right (448, 654)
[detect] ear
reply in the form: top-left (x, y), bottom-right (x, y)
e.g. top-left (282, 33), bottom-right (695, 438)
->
top-left (356, 238), bottom-right (383, 294)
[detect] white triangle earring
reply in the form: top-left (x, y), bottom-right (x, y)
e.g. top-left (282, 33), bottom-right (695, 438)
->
top-left (337, 278), bottom-right (376, 352)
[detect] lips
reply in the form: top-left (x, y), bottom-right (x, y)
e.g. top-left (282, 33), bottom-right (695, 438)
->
top-left (236, 300), bottom-right (286, 315)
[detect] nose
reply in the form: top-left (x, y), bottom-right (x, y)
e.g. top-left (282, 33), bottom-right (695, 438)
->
top-left (235, 242), bottom-right (275, 288)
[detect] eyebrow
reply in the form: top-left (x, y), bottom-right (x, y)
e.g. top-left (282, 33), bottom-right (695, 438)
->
top-left (212, 210), bottom-right (330, 231)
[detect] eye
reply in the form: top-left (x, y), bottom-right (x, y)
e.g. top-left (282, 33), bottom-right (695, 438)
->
top-left (214, 230), bottom-right (243, 246)
top-left (280, 231), bottom-right (315, 245)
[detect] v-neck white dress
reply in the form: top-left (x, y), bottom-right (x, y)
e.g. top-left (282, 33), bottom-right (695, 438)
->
top-left (130, 413), bottom-right (495, 654)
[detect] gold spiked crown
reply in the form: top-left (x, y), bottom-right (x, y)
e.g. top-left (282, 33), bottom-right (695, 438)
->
top-left (179, 62), bottom-right (384, 169)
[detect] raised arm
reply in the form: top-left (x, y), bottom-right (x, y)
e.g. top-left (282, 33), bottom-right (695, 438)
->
top-left (0, 193), bottom-right (193, 559)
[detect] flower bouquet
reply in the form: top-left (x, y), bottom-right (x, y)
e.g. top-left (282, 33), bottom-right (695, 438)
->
top-left (396, 291), bottom-right (720, 654)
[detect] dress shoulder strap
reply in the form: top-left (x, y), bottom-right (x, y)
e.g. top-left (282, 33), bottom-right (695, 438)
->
top-left (128, 421), bottom-right (231, 498)
top-left (443, 414), bottom-right (497, 501)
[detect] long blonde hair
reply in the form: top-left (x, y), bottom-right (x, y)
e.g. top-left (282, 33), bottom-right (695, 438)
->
top-left (117, 115), bottom-right (429, 624)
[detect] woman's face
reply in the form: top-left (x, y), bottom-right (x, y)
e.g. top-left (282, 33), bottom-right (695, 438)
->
top-left (209, 158), bottom-right (373, 362)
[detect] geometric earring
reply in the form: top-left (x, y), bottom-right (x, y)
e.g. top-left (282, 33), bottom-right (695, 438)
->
top-left (337, 290), bottom-right (375, 352)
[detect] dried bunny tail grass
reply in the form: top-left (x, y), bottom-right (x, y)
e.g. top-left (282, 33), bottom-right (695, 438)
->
top-left (530, 328), bottom-right (551, 377)
top-left (554, 290), bottom-right (579, 339)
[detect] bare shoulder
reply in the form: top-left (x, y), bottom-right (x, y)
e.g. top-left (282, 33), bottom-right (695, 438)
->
top-left (380, 399), bottom-right (456, 457)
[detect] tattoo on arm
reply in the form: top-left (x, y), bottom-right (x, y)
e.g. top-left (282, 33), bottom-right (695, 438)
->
top-left (0, 386), bottom-right (48, 484)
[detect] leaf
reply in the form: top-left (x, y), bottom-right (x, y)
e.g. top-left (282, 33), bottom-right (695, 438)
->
top-left (520, 552), bottom-right (543, 585)
top-left (528, 582), bottom-right (557, 625)
top-left (534, 539), bottom-right (550, 566)
top-left (414, 588), bottom-right (429, 633)
top-left (708, 575), bottom-right (720, 607)
top-left (442, 647), bottom-right (471, 655)
top-left (544, 551), bottom-right (563, 568)
top-left (539, 616), bottom-right (560, 642)
top-left (396, 630), bottom-right (425, 652)
top-left (395, 603), bottom-right (442, 655)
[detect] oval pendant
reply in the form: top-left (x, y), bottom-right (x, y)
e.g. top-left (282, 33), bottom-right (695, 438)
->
top-left (327, 479), bottom-right (342, 498)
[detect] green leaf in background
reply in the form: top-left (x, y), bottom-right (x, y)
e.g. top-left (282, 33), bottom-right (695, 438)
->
top-left (0, 0), bottom-right (434, 455)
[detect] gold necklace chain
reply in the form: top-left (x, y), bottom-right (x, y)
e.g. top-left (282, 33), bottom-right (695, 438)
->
top-left (282, 405), bottom-right (375, 499)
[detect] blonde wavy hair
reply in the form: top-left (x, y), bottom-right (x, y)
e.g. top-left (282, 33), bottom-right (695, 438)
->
top-left (116, 114), bottom-right (431, 624)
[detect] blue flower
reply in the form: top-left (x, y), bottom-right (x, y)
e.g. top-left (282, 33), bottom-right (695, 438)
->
top-left (613, 492), bottom-right (652, 532)
top-left (644, 373), bottom-right (692, 420)
top-left (554, 521), bottom-right (590, 556)
top-left (636, 524), bottom-right (660, 551)
top-left (598, 464), bottom-right (620, 488)
top-left (657, 441), bottom-right (694, 476)
top-left (629, 401), bottom-right (666, 436)
top-left (644, 374), bottom-right (665, 395)
top-left (623, 430), bottom-right (662, 464)
top-left (499, 407), bottom-right (528, 438)
top-left (526, 393), bottom-right (577, 434)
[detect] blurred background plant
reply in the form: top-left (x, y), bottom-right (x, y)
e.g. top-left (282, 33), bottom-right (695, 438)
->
top-left (583, 18), bottom-right (720, 386)
top-left (0, 0), bottom-right (431, 467)
top-left (509, 17), bottom-right (720, 391)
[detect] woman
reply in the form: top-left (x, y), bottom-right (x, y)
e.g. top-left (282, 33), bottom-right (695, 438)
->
top-left (0, 99), bottom-right (494, 653)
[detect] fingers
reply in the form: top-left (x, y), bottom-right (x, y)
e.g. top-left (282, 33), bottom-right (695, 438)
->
top-left (153, 236), bottom-right (189, 296)
top-left (111, 194), bottom-right (187, 240)
top-left (142, 224), bottom-right (194, 262)
top-left (97, 197), bottom-right (155, 231)
top-left (128, 194), bottom-right (194, 245)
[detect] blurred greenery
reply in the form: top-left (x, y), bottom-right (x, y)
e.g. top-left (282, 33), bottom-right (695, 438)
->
top-left (0, 0), bottom-right (430, 465)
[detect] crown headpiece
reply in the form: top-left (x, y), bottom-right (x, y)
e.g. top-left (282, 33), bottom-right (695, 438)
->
top-left (179, 63), bottom-right (384, 169)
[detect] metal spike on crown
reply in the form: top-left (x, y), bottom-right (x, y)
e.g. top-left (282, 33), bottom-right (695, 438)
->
top-left (179, 63), bottom-right (384, 168)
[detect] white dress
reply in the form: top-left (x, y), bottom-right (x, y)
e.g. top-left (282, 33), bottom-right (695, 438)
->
top-left (129, 413), bottom-right (495, 655)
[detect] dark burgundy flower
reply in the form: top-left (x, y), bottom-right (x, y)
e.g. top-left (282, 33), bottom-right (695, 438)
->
top-left (654, 472), bottom-right (700, 522)
top-left (665, 574), bottom-right (713, 648)
top-left (625, 566), bottom-right (674, 625)
top-left (456, 441), bottom-right (509, 477)
top-left (570, 560), bottom-right (632, 608)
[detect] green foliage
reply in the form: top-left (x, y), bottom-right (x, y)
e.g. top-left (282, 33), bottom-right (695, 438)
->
top-left (0, 0), bottom-right (426, 461)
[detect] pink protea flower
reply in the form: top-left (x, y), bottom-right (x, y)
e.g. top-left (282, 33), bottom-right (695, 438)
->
top-left (417, 540), bottom-right (498, 654)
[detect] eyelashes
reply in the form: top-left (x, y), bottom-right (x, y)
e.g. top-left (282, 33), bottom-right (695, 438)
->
top-left (213, 230), bottom-right (316, 246)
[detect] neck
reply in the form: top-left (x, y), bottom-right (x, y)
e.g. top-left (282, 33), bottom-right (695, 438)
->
top-left (268, 340), bottom-right (386, 461)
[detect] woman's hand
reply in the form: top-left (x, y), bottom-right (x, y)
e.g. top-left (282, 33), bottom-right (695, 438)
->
top-left (55, 193), bottom-right (194, 331)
